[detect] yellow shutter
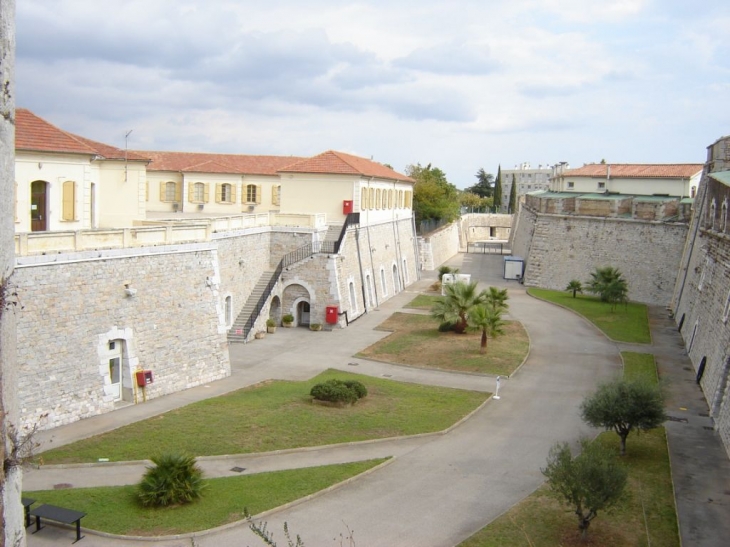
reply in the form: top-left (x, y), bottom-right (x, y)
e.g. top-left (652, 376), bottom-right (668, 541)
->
top-left (256, 185), bottom-right (262, 204)
top-left (174, 181), bottom-right (182, 202)
top-left (203, 183), bottom-right (210, 203)
top-left (159, 181), bottom-right (166, 201)
top-left (188, 181), bottom-right (195, 202)
top-left (230, 184), bottom-right (237, 203)
top-left (145, 181), bottom-right (149, 202)
top-left (215, 183), bottom-right (223, 203)
top-left (62, 181), bottom-right (75, 221)
top-left (271, 185), bottom-right (279, 206)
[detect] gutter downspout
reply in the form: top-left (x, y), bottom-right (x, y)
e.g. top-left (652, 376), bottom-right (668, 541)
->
top-left (365, 177), bottom-right (380, 307)
top-left (355, 223), bottom-right (368, 312)
top-left (391, 180), bottom-right (405, 290)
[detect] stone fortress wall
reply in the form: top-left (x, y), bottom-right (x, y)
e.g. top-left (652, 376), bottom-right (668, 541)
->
top-left (672, 135), bottom-right (730, 456)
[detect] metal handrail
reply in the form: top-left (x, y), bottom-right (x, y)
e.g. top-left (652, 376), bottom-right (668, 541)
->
top-left (241, 212), bottom-right (360, 338)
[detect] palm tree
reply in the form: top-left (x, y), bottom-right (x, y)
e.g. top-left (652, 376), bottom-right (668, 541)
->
top-left (566, 280), bottom-right (583, 298)
top-left (586, 266), bottom-right (628, 307)
top-left (482, 286), bottom-right (508, 309)
top-left (469, 303), bottom-right (506, 354)
top-left (431, 281), bottom-right (485, 334)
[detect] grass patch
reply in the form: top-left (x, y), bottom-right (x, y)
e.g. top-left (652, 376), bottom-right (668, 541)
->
top-left (357, 312), bottom-right (529, 376)
top-left (404, 294), bottom-right (442, 310)
top-left (459, 430), bottom-right (678, 547)
top-left (39, 369), bottom-right (488, 464)
top-left (623, 352), bottom-right (658, 384)
top-left (527, 288), bottom-right (651, 344)
top-left (24, 460), bottom-right (385, 536)
top-left (459, 346), bottom-right (677, 546)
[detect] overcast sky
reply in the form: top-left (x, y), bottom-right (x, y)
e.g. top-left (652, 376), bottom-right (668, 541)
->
top-left (16, 0), bottom-right (730, 187)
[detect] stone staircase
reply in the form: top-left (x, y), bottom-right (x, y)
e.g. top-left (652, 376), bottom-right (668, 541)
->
top-left (323, 222), bottom-right (343, 243)
top-left (227, 270), bottom-right (274, 343)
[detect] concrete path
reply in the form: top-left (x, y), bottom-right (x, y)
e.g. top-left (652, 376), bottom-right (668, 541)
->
top-left (24, 252), bottom-right (730, 546)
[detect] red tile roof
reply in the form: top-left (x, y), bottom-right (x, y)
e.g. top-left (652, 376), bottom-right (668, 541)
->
top-left (565, 164), bottom-right (703, 178)
top-left (279, 150), bottom-right (414, 183)
top-left (139, 150), bottom-right (306, 176)
top-left (15, 108), bottom-right (148, 161)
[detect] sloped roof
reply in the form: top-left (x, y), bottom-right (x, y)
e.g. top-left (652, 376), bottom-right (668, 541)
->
top-left (139, 150), bottom-right (306, 176)
top-left (279, 150), bottom-right (414, 183)
top-left (15, 108), bottom-right (148, 161)
top-left (564, 163), bottom-right (703, 179)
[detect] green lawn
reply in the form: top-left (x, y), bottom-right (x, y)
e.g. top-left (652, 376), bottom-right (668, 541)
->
top-left (39, 369), bottom-right (488, 464)
top-left (24, 460), bottom-right (386, 536)
top-left (459, 352), bottom-right (678, 546)
top-left (527, 288), bottom-right (651, 344)
top-left (404, 294), bottom-right (442, 310)
top-left (357, 312), bottom-right (529, 376)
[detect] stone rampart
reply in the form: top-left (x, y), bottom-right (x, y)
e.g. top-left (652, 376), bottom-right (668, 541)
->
top-left (512, 206), bottom-right (687, 304)
top-left (418, 222), bottom-right (459, 271)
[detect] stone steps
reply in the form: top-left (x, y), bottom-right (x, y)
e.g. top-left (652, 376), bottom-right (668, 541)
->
top-left (227, 271), bottom-right (275, 343)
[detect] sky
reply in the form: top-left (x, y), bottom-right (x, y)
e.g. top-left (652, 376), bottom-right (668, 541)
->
top-left (15, 0), bottom-right (730, 188)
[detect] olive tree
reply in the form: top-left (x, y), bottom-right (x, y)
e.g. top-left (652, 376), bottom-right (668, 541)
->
top-left (542, 440), bottom-right (627, 540)
top-left (580, 379), bottom-right (666, 456)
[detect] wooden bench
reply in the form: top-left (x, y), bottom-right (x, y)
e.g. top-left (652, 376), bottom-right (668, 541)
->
top-left (30, 503), bottom-right (86, 543)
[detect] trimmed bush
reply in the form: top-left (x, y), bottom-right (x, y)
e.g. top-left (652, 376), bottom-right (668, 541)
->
top-left (343, 380), bottom-right (368, 399)
top-left (438, 320), bottom-right (456, 332)
top-left (310, 379), bottom-right (367, 405)
top-left (137, 453), bottom-right (205, 507)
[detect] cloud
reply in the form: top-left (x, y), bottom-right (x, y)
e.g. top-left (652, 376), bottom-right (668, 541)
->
top-left (394, 42), bottom-right (500, 75)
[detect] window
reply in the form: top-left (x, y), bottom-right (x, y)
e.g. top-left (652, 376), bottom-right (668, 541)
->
top-left (388, 189), bottom-right (393, 209)
top-left (567, 182), bottom-right (574, 189)
top-left (225, 295), bottom-right (233, 327)
top-left (598, 182), bottom-right (606, 189)
top-left (361, 187), bottom-right (368, 210)
top-left (376, 189), bottom-right (382, 209)
top-left (380, 268), bottom-right (388, 296)
top-left (369, 188), bottom-right (375, 209)
top-left (709, 199), bottom-right (717, 230)
top-left (349, 281), bottom-right (358, 314)
top-left (216, 183), bottom-right (236, 203)
top-left (398, 190), bottom-right (403, 208)
top-left (189, 182), bottom-right (209, 203)
top-left (245, 184), bottom-right (261, 204)
top-left (272, 185), bottom-right (281, 206)
top-left (722, 200), bottom-right (728, 233)
top-left (402, 258), bottom-right (408, 284)
top-left (61, 180), bottom-right (76, 221)
top-left (161, 181), bottom-right (181, 203)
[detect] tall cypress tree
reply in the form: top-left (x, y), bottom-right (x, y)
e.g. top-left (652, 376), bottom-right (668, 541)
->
top-left (493, 165), bottom-right (502, 213)
top-left (508, 174), bottom-right (517, 214)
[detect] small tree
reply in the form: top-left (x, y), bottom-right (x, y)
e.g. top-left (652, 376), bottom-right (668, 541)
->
top-left (580, 379), bottom-right (666, 456)
top-left (431, 281), bottom-right (485, 334)
top-left (542, 440), bottom-right (627, 540)
top-left (508, 174), bottom-right (517, 214)
top-left (137, 453), bottom-right (205, 507)
top-left (483, 286), bottom-right (508, 309)
top-left (586, 266), bottom-right (628, 309)
top-left (493, 165), bottom-right (503, 212)
top-left (566, 280), bottom-right (583, 298)
top-left (469, 303), bottom-right (505, 354)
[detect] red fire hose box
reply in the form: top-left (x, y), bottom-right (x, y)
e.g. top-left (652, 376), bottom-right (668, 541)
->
top-left (326, 306), bottom-right (339, 324)
top-left (136, 370), bottom-right (154, 387)
top-left (343, 200), bottom-right (353, 214)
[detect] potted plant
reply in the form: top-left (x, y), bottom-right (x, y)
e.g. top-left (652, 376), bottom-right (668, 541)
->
top-left (309, 323), bottom-right (322, 331)
top-left (266, 318), bottom-right (276, 334)
top-left (282, 314), bottom-right (294, 327)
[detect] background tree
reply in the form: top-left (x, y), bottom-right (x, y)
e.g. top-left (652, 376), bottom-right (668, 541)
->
top-left (465, 168), bottom-right (494, 198)
top-left (459, 191), bottom-right (483, 211)
top-left (566, 280), bottom-right (583, 298)
top-left (580, 379), bottom-right (666, 456)
top-left (483, 286), bottom-right (508, 309)
top-left (407, 163), bottom-right (460, 224)
top-left (542, 440), bottom-right (627, 540)
top-left (431, 281), bottom-right (485, 334)
top-left (508, 174), bottom-right (517, 214)
top-left (586, 266), bottom-right (628, 309)
top-left (493, 165), bottom-right (503, 212)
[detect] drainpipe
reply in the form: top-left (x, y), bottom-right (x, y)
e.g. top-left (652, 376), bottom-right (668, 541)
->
top-left (355, 224), bottom-right (368, 312)
top-left (365, 177), bottom-right (380, 306)
top-left (391, 180), bottom-right (405, 290)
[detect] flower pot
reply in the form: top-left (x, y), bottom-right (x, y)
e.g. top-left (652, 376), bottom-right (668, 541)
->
top-left (282, 322), bottom-right (293, 328)
top-left (254, 331), bottom-right (266, 339)
top-left (267, 326), bottom-right (277, 334)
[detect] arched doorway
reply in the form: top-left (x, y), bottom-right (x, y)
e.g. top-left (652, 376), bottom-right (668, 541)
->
top-left (31, 180), bottom-right (49, 231)
top-left (269, 296), bottom-right (281, 323)
top-left (297, 301), bottom-right (310, 327)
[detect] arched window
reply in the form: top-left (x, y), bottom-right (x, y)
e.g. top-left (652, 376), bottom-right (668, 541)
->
top-left (722, 199), bottom-right (728, 233)
top-left (216, 183), bottom-right (236, 203)
top-left (708, 198), bottom-right (717, 230)
top-left (246, 184), bottom-right (261, 204)
top-left (164, 181), bottom-right (178, 202)
top-left (225, 295), bottom-right (233, 327)
top-left (349, 281), bottom-right (358, 314)
top-left (190, 182), bottom-right (207, 203)
top-left (380, 267), bottom-right (388, 296)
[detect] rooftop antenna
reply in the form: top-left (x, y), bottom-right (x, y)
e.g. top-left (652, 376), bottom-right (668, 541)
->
top-left (124, 129), bottom-right (133, 182)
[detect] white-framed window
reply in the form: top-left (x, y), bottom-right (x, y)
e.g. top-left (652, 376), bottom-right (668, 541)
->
top-left (380, 267), bottom-right (388, 296)
top-left (567, 181), bottom-right (574, 189)
top-left (365, 273), bottom-right (374, 308)
top-left (348, 281), bottom-right (358, 315)
top-left (225, 295), bottom-right (233, 328)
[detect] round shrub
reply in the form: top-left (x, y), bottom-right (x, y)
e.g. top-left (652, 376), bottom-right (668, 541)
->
top-left (310, 379), bottom-right (367, 404)
top-left (343, 380), bottom-right (368, 399)
top-left (438, 320), bottom-right (456, 332)
top-left (137, 453), bottom-right (205, 507)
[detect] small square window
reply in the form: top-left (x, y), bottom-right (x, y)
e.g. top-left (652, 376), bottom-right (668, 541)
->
top-left (598, 182), bottom-right (606, 189)
top-left (109, 341), bottom-right (116, 350)
top-left (567, 182), bottom-right (574, 189)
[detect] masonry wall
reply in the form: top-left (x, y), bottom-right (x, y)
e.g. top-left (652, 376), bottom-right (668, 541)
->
top-left (672, 164), bottom-right (730, 457)
top-left (512, 207), bottom-right (687, 304)
top-left (460, 214), bottom-right (512, 242)
top-left (15, 244), bottom-right (230, 431)
top-left (418, 222), bottom-right (459, 271)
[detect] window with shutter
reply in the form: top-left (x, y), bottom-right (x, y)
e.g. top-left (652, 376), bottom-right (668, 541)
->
top-left (246, 184), bottom-right (256, 203)
top-left (62, 181), bottom-right (76, 221)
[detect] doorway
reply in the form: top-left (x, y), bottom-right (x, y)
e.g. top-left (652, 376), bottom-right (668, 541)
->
top-left (297, 301), bottom-right (310, 326)
top-left (31, 180), bottom-right (48, 231)
top-left (108, 340), bottom-right (123, 401)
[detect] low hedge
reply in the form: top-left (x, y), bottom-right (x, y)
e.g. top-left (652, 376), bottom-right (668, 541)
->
top-left (310, 379), bottom-right (367, 405)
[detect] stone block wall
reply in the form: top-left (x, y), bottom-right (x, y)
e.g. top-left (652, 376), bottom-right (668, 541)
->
top-left (513, 208), bottom-right (687, 304)
top-left (460, 214), bottom-right (513, 242)
top-left (15, 243), bottom-right (230, 431)
top-left (418, 221), bottom-right (459, 271)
